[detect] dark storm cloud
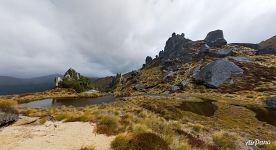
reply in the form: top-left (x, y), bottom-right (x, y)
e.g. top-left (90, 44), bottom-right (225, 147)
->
top-left (0, 0), bottom-right (276, 77)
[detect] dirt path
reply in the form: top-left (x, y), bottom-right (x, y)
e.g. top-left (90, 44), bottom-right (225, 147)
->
top-left (0, 119), bottom-right (114, 150)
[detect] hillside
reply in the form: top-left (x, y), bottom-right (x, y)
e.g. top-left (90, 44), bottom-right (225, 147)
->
top-left (259, 35), bottom-right (276, 49)
top-left (1, 30), bottom-right (276, 150)
top-left (115, 30), bottom-right (276, 97)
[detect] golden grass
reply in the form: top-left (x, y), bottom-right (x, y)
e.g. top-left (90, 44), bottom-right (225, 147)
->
top-left (11, 93), bottom-right (276, 150)
top-left (0, 99), bottom-right (17, 107)
top-left (212, 131), bottom-right (237, 150)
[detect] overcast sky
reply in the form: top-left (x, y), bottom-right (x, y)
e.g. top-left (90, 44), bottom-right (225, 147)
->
top-left (0, 0), bottom-right (276, 78)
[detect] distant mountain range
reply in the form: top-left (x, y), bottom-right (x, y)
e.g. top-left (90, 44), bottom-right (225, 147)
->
top-left (0, 74), bottom-right (62, 95)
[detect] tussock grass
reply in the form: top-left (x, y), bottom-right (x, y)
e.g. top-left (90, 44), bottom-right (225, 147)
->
top-left (96, 115), bottom-right (121, 135)
top-left (111, 133), bottom-right (131, 150)
top-left (212, 131), bottom-right (237, 150)
top-left (266, 141), bottom-right (276, 150)
top-left (0, 100), bottom-right (17, 107)
top-left (111, 132), bottom-right (171, 150)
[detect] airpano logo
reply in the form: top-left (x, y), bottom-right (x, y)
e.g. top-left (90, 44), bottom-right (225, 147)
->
top-left (245, 139), bottom-right (271, 147)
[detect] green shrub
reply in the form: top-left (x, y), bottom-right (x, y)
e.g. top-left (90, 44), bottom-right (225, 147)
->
top-left (59, 77), bottom-right (94, 93)
top-left (111, 133), bottom-right (171, 150)
top-left (111, 134), bottom-right (130, 150)
top-left (212, 131), bottom-right (237, 150)
top-left (96, 115), bottom-right (120, 135)
top-left (132, 123), bottom-right (151, 134)
top-left (128, 133), bottom-right (171, 150)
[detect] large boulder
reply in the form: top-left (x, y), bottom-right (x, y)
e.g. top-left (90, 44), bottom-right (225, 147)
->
top-left (64, 68), bottom-right (81, 80)
top-left (193, 60), bottom-right (243, 88)
top-left (204, 30), bottom-right (227, 47)
top-left (208, 48), bottom-right (233, 58)
top-left (265, 97), bottom-right (276, 109)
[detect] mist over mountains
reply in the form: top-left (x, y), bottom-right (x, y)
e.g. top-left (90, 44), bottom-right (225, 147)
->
top-left (0, 74), bottom-right (61, 95)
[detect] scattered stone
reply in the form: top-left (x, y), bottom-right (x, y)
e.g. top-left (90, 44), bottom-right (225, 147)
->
top-left (163, 71), bottom-right (176, 81)
top-left (171, 85), bottom-right (180, 92)
top-left (134, 84), bottom-right (146, 91)
top-left (204, 30), bottom-right (227, 47)
top-left (265, 97), bottom-right (276, 109)
top-left (193, 60), bottom-right (243, 88)
top-left (199, 44), bottom-right (210, 54)
top-left (163, 91), bottom-right (170, 95)
top-left (208, 48), bottom-right (233, 58)
top-left (180, 80), bottom-right (188, 89)
top-left (230, 56), bottom-right (252, 62)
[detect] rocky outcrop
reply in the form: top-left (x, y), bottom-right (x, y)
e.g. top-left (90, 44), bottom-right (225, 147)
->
top-left (134, 84), bottom-right (146, 91)
top-left (54, 77), bottom-right (62, 87)
top-left (204, 30), bottom-right (227, 47)
top-left (265, 97), bottom-right (276, 109)
top-left (0, 107), bottom-right (19, 127)
top-left (164, 33), bottom-right (191, 52)
top-left (145, 56), bottom-right (153, 65)
top-left (256, 49), bottom-right (276, 55)
top-left (208, 48), bottom-right (233, 58)
top-left (160, 33), bottom-right (194, 64)
top-left (193, 60), bottom-right (243, 88)
top-left (64, 68), bottom-right (81, 80)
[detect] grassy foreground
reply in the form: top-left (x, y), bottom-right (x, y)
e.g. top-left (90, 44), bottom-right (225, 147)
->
top-left (0, 90), bottom-right (272, 150)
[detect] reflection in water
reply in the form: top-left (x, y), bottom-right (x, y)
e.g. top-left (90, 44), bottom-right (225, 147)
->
top-left (178, 101), bottom-right (218, 117)
top-left (19, 96), bottom-right (115, 108)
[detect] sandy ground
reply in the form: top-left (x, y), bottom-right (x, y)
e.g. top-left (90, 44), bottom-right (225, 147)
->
top-left (0, 117), bottom-right (114, 150)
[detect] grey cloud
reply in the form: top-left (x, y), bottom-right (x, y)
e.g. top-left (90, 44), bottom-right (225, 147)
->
top-left (0, 0), bottom-right (276, 78)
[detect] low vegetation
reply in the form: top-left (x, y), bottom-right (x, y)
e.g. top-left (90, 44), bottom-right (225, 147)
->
top-left (111, 133), bottom-right (171, 150)
top-left (0, 99), bottom-right (17, 107)
top-left (59, 77), bottom-right (95, 93)
top-left (212, 131), bottom-right (237, 150)
top-left (12, 94), bottom-right (275, 150)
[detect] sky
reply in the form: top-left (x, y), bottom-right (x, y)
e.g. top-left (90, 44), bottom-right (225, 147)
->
top-left (0, 0), bottom-right (276, 78)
